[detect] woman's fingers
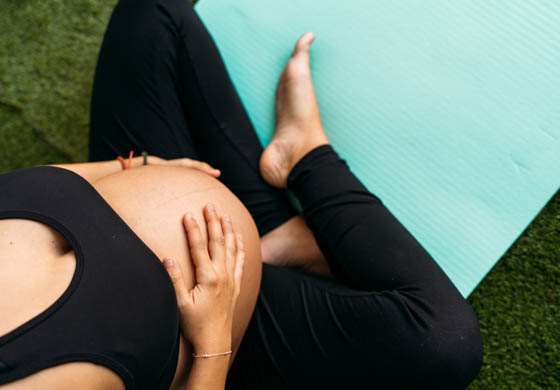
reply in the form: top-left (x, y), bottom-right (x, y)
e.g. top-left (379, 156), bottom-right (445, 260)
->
top-left (183, 212), bottom-right (211, 271)
top-left (168, 158), bottom-right (221, 177)
top-left (188, 159), bottom-right (221, 177)
top-left (144, 156), bottom-right (221, 177)
top-left (233, 234), bottom-right (245, 297)
top-left (221, 215), bottom-right (236, 275)
top-left (204, 203), bottom-right (226, 264)
top-left (162, 258), bottom-right (191, 309)
top-left (166, 207), bottom-right (246, 354)
top-left (180, 205), bottom-right (241, 293)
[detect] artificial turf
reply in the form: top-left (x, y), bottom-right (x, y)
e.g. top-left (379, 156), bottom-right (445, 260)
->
top-left (1, 0), bottom-right (558, 388)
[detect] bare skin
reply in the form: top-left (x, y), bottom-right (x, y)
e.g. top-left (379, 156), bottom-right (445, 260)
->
top-left (260, 32), bottom-right (329, 189)
top-left (259, 32), bottom-right (333, 278)
top-left (0, 167), bottom-right (261, 390)
top-left (0, 31), bottom-right (330, 389)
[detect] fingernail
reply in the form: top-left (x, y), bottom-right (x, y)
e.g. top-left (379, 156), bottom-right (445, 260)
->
top-left (225, 215), bottom-right (231, 223)
top-left (185, 213), bottom-right (193, 220)
top-left (163, 258), bottom-right (175, 267)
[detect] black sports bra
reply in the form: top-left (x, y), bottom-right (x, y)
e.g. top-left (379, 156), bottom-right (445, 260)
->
top-left (0, 166), bottom-right (180, 389)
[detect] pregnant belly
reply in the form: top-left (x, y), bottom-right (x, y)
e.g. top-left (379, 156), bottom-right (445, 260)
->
top-left (91, 165), bottom-right (262, 388)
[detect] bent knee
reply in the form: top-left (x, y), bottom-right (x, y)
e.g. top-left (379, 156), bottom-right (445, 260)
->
top-left (421, 307), bottom-right (484, 389)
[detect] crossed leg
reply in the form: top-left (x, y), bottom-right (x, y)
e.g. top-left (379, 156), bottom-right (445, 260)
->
top-left (88, 0), bottom-right (483, 388)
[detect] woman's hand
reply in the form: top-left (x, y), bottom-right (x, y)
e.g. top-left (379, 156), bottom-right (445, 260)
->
top-left (162, 203), bottom-right (245, 355)
top-left (145, 156), bottom-right (221, 178)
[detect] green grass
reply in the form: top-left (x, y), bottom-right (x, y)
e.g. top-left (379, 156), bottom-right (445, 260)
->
top-left (1, 0), bottom-right (559, 388)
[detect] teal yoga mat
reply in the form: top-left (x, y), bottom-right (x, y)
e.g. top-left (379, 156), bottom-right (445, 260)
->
top-left (195, 0), bottom-right (560, 297)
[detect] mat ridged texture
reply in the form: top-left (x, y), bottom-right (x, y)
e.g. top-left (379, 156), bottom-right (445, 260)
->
top-left (195, 0), bottom-right (560, 297)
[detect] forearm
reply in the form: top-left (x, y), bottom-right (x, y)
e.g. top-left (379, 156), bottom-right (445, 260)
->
top-left (185, 338), bottom-right (232, 390)
top-left (48, 156), bottom-right (145, 183)
top-left (185, 355), bottom-right (230, 390)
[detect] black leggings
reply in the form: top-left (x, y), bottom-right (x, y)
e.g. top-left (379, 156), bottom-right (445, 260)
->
top-left (88, 0), bottom-right (483, 388)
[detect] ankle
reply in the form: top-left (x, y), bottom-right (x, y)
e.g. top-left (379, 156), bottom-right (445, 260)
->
top-left (290, 136), bottom-right (330, 173)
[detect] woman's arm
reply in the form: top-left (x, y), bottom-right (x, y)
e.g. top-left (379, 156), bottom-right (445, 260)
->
top-left (48, 159), bottom-right (127, 183)
top-left (163, 203), bottom-right (245, 390)
top-left (48, 156), bottom-right (220, 183)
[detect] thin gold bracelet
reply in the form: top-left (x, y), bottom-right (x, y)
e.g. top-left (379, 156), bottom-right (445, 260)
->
top-left (192, 350), bottom-right (232, 358)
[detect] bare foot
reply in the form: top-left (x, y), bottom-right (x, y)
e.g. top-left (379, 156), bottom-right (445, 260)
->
top-left (260, 216), bottom-right (333, 279)
top-left (260, 32), bottom-right (330, 189)
top-left (259, 32), bottom-right (332, 278)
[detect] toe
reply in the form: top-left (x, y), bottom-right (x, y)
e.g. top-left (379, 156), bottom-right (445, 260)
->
top-left (291, 32), bottom-right (315, 57)
top-left (285, 32), bottom-right (315, 79)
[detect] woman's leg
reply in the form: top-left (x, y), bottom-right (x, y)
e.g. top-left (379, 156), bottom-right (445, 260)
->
top-left (227, 32), bottom-right (482, 390)
top-left (227, 145), bottom-right (483, 389)
top-left (88, 0), bottom-right (297, 235)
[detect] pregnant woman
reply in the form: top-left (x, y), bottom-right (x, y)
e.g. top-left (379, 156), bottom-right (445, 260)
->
top-left (0, 0), bottom-right (483, 389)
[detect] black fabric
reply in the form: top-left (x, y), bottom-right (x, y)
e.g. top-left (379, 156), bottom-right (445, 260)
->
top-left (88, 0), bottom-right (297, 237)
top-left (1, 0), bottom-right (483, 388)
top-left (88, 0), bottom-right (483, 388)
top-left (0, 166), bottom-right (180, 390)
top-left (227, 145), bottom-right (484, 389)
